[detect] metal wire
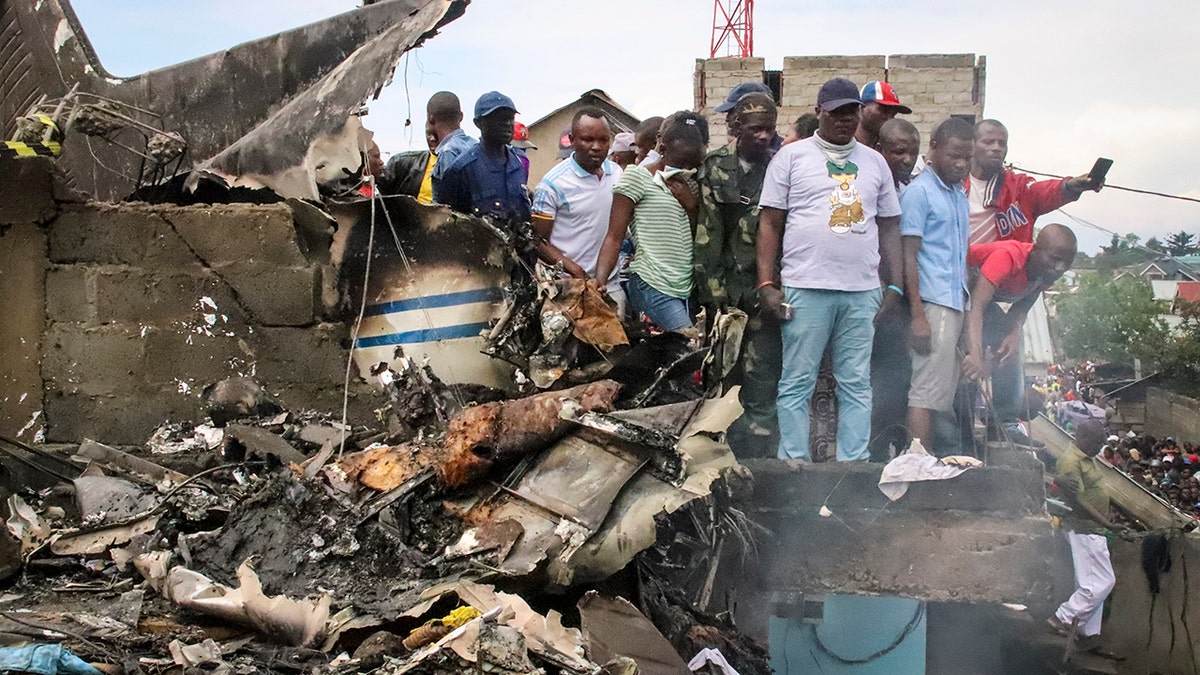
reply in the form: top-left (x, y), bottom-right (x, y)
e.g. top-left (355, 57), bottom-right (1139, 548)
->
top-left (810, 601), bottom-right (926, 665)
top-left (373, 195), bottom-right (468, 408)
top-left (1014, 165), bottom-right (1200, 205)
top-left (341, 178), bottom-right (378, 456)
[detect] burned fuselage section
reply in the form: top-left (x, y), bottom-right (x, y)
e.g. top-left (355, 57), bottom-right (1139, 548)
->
top-left (1, 0), bottom-right (469, 200)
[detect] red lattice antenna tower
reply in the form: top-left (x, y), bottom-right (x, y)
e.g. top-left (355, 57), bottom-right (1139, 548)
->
top-left (710, 0), bottom-right (754, 58)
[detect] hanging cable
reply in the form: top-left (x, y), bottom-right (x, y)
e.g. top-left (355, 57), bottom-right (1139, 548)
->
top-left (340, 178), bottom-right (377, 457)
top-left (810, 601), bottom-right (926, 665)
top-left (373, 194), bottom-right (468, 409)
top-left (1056, 209), bottom-right (1196, 263)
top-left (1012, 165), bottom-right (1200, 205)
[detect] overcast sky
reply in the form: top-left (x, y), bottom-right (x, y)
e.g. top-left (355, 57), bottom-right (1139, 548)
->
top-left (71, 0), bottom-right (1200, 254)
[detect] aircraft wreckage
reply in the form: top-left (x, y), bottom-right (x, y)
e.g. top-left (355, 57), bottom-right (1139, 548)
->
top-left (1, 0), bottom-right (467, 200)
top-left (0, 1), bottom-right (773, 672)
top-left (8, 0), bottom-right (1185, 672)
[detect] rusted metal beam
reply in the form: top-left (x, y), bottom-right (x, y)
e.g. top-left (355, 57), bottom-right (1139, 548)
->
top-left (437, 381), bottom-right (621, 487)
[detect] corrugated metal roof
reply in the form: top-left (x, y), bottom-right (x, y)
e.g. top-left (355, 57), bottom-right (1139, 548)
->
top-left (1152, 279), bottom-right (1181, 301)
top-left (1176, 281), bottom-right (1200, 303)
top-left (1023, 295), bottom-right (1055, 366)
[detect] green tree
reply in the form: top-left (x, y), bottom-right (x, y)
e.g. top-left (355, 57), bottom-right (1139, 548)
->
top-left (1166, 230), bottom-right (1199, 257)
top-left (1146, 236), bottom-right (1164, 252)
top-left (1094, 232), bottom-right (1148, 271)
top-left (1049, 275), bottom-right (1170, 366)
top-left (1158, 299), bottom-right (1200, 395)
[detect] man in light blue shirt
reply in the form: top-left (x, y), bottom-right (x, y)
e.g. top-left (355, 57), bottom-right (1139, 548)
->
top-left (425, 91), bottom-right (478, 203)
top-left (531, 107), bottom-right (624, 310)
top-left (899, 118), bottom-right (974, 453)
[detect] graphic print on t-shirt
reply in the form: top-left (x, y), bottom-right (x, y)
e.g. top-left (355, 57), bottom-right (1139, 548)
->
top-left (826, 160), bottom-right (865, 234)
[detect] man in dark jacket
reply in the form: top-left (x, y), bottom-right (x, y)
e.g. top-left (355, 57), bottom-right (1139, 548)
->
top-left (380, 118), bottom-right (439, 201)
top-left (437, 91), bottom-right (530, 223)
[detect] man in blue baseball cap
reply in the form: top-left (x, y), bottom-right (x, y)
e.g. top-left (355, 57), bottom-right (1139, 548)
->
top-left (715, 81), bottom-right (781, 149)
top-left (715, 81), bottom-right (773, 114)
top-left (436, 91), bottom-right (531, 223)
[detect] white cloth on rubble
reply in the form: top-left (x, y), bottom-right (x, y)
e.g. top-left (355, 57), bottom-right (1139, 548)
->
top-left (1055, 531), bottom-right (1115, 637)
top-left (687, 647), bottom-right (741, 674)
top-left (877, 440), bottom-right (983, 501)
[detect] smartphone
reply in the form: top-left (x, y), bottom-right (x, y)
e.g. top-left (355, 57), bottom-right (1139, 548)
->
top-left (1088, 157), bottom-right (1113, 187)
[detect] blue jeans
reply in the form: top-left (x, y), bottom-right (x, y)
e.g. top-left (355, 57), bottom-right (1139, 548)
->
top-left (778, 287), bottom-right (880, 461)
top-left (983, 302), bottom-right (1024, 424)
top-left (625, 273), bottom-right (692, 332)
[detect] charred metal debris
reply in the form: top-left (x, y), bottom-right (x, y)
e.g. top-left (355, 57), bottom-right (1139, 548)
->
top-left (0, 347), bottom-right (765, 674)
top-left (0, 153), bottom-right (766, 674)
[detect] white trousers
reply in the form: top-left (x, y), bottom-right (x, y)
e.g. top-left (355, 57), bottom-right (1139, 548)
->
top-left (1055, 531), bottom-right (1116, 637)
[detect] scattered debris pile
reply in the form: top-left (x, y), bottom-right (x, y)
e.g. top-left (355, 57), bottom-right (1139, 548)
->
top-left (0, 369), bottom-right (769, 673)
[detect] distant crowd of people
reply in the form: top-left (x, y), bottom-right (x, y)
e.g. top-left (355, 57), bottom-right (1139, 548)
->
top-left (1027, 362), bottom-right (1200, 517)
top-left (1100, 432), bottom-right (1200, 519)
top-left (367, 77), bottom-right (1105, 463)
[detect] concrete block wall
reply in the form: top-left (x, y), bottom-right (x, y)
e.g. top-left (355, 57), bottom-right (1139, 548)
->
top-left (694, 53), bottom-right (986, 150)
top-left (0, 160), bottom-right (379, 444)
top-left (886, 54), bottom-right (986, 145)
top-left (776, 55), bottom-right (887, 140)
top-left (1145, 387), bottom-right (1200, 442)
top-left (695, 57), bottom-right (766, 141)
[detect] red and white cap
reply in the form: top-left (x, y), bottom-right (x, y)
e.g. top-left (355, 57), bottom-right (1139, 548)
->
top-left (511, 122), bottom-right (537, 149)
top-left (860, 81), bottom-right (912, 114)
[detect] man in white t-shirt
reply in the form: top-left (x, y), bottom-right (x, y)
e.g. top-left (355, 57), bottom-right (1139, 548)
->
top-left (756, 77), bottom-right (904, 462)
top-left (532, 107), bottom-right (625, 311)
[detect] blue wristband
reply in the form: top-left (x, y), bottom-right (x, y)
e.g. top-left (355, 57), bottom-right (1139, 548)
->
top-left (886, 284), bottom-right (904, 296)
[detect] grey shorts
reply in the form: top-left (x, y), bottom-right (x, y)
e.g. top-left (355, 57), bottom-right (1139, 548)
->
top-left (908, 303), bottom-right (964, 411)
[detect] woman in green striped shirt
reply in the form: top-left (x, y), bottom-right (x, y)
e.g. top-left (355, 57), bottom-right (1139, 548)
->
top-left (595, 111), bottom-right (708, 332)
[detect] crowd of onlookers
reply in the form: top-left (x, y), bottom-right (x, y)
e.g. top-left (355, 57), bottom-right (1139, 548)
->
top-left (1030, 362), bottom-right (1103, 416)
top-left (1031, 363), bottom-right (1200, 519)
top-left (365, 74), bottom-right (1106, 463)
top-left (1101, 432), bottom-right (1200, 519)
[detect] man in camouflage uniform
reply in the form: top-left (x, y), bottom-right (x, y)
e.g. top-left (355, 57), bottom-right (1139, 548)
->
top-left (695, 93), bottom-right (780, 457)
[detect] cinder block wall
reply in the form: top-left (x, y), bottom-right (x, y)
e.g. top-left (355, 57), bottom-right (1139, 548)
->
top-left (694, 53), bottom-right (986, 150)
top-left (776, 55), bottom-right (889, 140)
top-left (1145, 387), bottom-right (1200, 442)
top-left (886, 54), bottom-right (986, 145)
top-left (0, 159), bottom-right (377, 444)
top-left (694, 57), bottom-right (766, 142)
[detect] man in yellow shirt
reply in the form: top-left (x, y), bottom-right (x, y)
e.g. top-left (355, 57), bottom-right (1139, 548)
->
top-left (1048, 419), bottom-right (1123, 660)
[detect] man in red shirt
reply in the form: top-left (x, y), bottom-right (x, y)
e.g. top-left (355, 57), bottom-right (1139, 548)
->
top-left (957, 120), bottom-right (1101, 448)
top-left (962, 224), bottom-right (1077, 447)
top-left (968, 119), bottom-right (1102, 246)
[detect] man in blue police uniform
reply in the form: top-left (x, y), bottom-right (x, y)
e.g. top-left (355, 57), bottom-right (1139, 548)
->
top-left (437, 91), bottom-right (531, 223)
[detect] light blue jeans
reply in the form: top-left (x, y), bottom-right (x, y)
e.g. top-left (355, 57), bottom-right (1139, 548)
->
top-left (625, 273), bottom-right (692, 332)
top-left (778, 287), bottom-right (880, 461)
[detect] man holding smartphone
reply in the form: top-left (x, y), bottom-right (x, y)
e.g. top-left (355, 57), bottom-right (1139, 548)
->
top-left (955, 119), bottom-right (1105, 450)
top-left (968, 119), bottom-right (1104, 247)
